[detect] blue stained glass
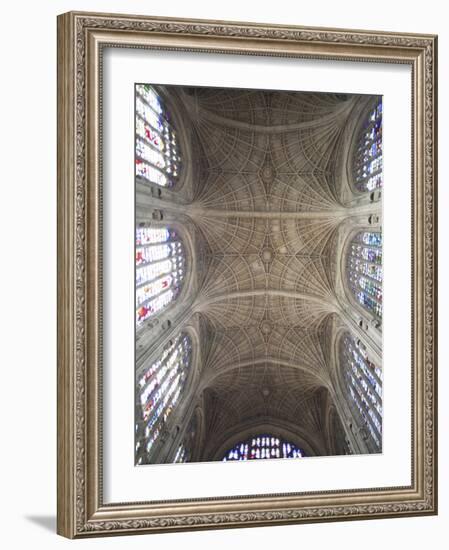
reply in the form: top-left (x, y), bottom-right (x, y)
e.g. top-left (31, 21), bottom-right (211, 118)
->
top-left (340, 334), bottom-right (382, 449)
top-left (222, 435), bottom-right (305, 462)
top-left (347, 232), bottom-right (382, 320)
top-left (353, 99), bottom-right (383, 192)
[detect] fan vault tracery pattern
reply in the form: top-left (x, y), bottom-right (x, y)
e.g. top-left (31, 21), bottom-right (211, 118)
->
top-left (136, 85), bottom-right (382, 464)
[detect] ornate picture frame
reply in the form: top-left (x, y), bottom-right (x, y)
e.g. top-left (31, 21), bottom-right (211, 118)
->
top-left (57, 11), bottom-right (437, 538)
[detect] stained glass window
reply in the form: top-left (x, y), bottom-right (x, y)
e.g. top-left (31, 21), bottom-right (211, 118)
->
top-left (353, 99), bottom-right (383, 192)
top-left (135, 84), bottom-right (181, 188)
top-left (173, 444), bottom-right (187, 463)
top-left (136, 333), bottom-right (192, 460)
top-left (136, 226), bottom-right (186, 327)
top-left (171, 413), bottom-right (198, 463)
top-left (340, 334), bottom-right (382, 449)
top-left (222, 435), bottom-right (305, 461)
top-left (347, 231), bottom-right (382, 320)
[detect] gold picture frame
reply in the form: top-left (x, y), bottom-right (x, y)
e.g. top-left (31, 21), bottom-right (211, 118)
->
top-left (57, 11), bottom-right (438, 538)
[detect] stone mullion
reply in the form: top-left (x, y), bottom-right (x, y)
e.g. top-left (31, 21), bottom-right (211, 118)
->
top-left (346, 376), bottom-right (382, 443)
top-left (354, 350), bottom-right (383, 390)
top-left (347, 365), bottom-right (382, 424)
top-left (350, 250), bottom-right (382, 281)
top-left (352, 277), bottom-right (382, 308)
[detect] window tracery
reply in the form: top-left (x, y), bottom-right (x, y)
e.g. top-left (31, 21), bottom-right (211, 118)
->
top-left (135, 226), bottom-right (186, 326)
top-left (340, 334), bottom-right (382, 449)
top-left (222, 435), bottom-right (305, 461)
top-left (136, 333), bottom-right (192, 461)
top-left (135, 84), bottom-right (181, 188)
top-left (347, 231), bottom-right (382, 320)
top-left (353, 99), bottom-right (383, 192)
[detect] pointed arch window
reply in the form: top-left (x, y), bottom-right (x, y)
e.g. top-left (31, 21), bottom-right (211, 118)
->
top-left (136, 333), bottom-right (192, 462)
top-left (347, 231), bottom-right (382, 320)
top-left (135, 226), bottom-right (186, 327)
top-left (135, 84), bottom-right (181, 188)
top-left (340, 334), bottom-right (382, 450)
top-left (222, 435), bottom-right (305, 461)
top-left (353, 99), bottom-right (382, 192)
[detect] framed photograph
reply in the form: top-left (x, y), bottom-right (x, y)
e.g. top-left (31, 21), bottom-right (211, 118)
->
top-left (57, 11), bottom-right (438, 538)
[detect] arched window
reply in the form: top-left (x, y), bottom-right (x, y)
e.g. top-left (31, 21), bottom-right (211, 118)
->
top-left (353, 99), bottom-right (382, 192)
top-left (347, 231), bottom-right (382, 320)
top-left (135, 226), bottom-right (186, 327)
top-left (136, 333), bottom-right (192, 461)
top-left (340, 334), bottom-right (382, 450)
top-left (135, 84), bottom-right (181, 188)
top-left (222, 435), bottom-right (305, 461)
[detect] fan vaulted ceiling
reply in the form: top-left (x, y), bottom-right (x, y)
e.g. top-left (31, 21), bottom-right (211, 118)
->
top-left (160, 87), bottom-right (360, 458)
